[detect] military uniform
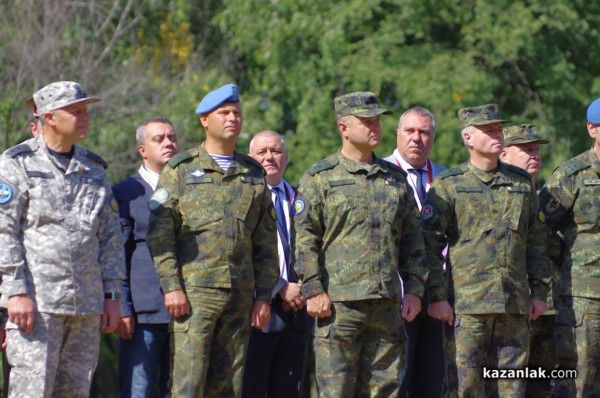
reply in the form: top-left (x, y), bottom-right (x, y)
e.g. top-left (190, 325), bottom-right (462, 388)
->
top-left (423, 160), bottom-right (550, 397)
top-left (539, 147), bottom-right (600, 398)
top-left (294, 150), bottom-right (428, 397)
top-left (0, 134), bottom-right (125, 397)
top-left (147, 142), bottom-right (279, 397)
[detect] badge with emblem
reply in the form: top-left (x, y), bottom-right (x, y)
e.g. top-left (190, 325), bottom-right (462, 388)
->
top-left (109, 194), bottom-right (119, 213)
top-left (0, 183), bottom-right (13, 205)
top-left (421, 204), bottom-right (434, 220)
top-left (148, 188), bottom-right (171, 211)
top-left (292, 199), bottom-right (305, 216)
top-left (189, 170), bottom-right (205, 178)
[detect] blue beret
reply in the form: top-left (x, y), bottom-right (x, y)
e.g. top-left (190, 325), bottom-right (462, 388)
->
top-left (195, 83), bottom-right (240, 115)
top-left (587, 97), bottom-right (600, 124)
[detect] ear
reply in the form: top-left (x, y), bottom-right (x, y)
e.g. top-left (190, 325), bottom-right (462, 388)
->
top-left (44, 112), bottom-right (55, 127)
top-left (588, 122), bottom-right (597, 140)
top-left (199, 115), bottom-right (209, 129)
top-left (500, 149), bottom-right (508, 161)
top-left (338, 119), bottom-right (349, 139)
top-left (138, 144), bottom-right (146, 159)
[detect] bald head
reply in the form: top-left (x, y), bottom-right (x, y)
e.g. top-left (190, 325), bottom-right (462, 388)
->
top-left (248, 130), bottom-right (288, 185)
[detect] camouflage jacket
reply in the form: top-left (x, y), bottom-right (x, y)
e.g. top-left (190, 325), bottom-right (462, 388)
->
top-left (539, 147), bottom-right (600, 299)
top-left (147, 143), bottom-right (279, 301)
top-left (0, 135), bottom-right (125, 314)
top-left (293, 150), bottom-right (428, 302)
top-left (422, 161), bottom-right (550, 315)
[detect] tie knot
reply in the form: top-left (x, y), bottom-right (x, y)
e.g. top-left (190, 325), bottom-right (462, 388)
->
top-left (410, 168), bottom-right (424, 175)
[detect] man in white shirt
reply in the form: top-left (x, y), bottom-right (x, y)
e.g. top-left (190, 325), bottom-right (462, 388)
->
top-left (383, 107), bottom-right (446, 398)
top-left (242, 130), bottom-right (312, 398)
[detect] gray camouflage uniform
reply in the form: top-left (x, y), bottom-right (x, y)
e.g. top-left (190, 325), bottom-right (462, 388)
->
top-left (0, 134), bottom-right (125, 397)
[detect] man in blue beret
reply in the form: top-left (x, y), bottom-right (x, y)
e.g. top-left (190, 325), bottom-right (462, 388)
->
top-left (540, 98), bottom-right (600, 397)
top-left (147, 83), bottom-right (279, 397)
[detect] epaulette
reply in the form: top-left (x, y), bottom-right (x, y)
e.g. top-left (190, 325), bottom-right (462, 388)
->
top-left (563, 159), bottom-right (589, 176)
top-left (238, 153), bottom-right (266, 176)
top-left (167, 149), bottom-right (196, 168)
top-left (80, 147), bottom-right (108, 169)
top-left (4, 142), bottom-right (33, 158)
top-left (504, 163), bottom-right (531, 180)
top-left (380, 159), bottom-right (407, 176)
top-left (437, 164), bottom-right (467, 179)
top-left (307, 157), bottom-right (338, 176)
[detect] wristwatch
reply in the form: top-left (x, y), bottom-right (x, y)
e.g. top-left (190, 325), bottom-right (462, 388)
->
top-left (104, 292), bottom-right (121, 300)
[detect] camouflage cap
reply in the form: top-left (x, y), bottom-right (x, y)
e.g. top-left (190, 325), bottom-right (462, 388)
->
top-left (503, 124), bottom-right (550, 146)
top-left (33, 81), bottom-right (100, 115)
top-left (457, 104), bottom-right (510, 128)
top-left (334, 91), bottom-right (392, 119)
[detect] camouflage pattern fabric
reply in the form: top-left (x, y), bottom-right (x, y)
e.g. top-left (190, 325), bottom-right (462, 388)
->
top-left (293, 150), bottom-right (427, 397)
top-left (423, 162), bottom-right (550, 313)
top-left (422, 161), bottom-right (550, 396)
top-left (6, 312), bottom-right (101, 398)
top-left (526, 314), bottom-right (556, 398)
top-left (539, 147), bottom-right (600, 397)
top-left (293, 150), bottom-right (428, 302)
top-left (0, 134), bottom-right (125, 314)
top-left (552, 296), bottom-right (600, 398)
top-left (313, 299), bottom-right (404, 397)
top-left (443, 314), bottom-right (529, 398)
top-left (147, 142), bottom-right (279, 397)
top-left (170, 287), bottom-right (253, 398)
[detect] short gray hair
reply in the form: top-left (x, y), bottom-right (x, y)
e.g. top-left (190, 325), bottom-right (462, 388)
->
top-left (135, 116), bottom-right (175, 146)
top-left (248, 130), bottom-right (286, 154)
top-left (398, 107), bottom-right (437, 131)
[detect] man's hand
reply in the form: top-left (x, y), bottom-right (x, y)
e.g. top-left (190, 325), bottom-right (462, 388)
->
top-left (428, 300), bottom-right (454, 325)
top-left (102, 299), bottom-right (121, 333)
top-left (278, 282), bottom-right (306, 312)
top-left (116, 316), bottom-right (135, 340)
top-left (529, 299), bottom-right (547, 321)
top-left (164, 290), bottom-right (190, 318)
top-left (250, 299), bottom-right (271, 329)
top-left (7, 294), bottom-right (35, 333)
top-left (306, 292), bottom-right (332, 318)
top-left (401, 293), bottom-right (422, 322)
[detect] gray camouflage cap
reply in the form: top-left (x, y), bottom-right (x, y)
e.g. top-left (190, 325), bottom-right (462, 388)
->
top-left (33, 81), bottom-right (100, 115)
top-left (503, 124), bottom-right (550, 146)
top-left (334, 91), bottom-right (392, 119)
top-left (458, 104), bottom-right (510, 128)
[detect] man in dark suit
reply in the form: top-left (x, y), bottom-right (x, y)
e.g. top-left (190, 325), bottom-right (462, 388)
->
top-left (113, 116), bottom-right (179, 397)
top-left (242, 130), bottom-right (312, 398)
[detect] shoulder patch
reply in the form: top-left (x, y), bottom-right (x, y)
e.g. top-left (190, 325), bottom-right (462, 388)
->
top-left (238, 154), bottom-right (266, 176)
top-left (80, 147), bottom-right (108, 169)
top-left (4, 143), bottom-right (33, 158)
top-left (167, 150), bottom-right (195, 168)
top-left (504, 163), bottom-right (531, 180)
top-left (291, 198), bottom-right (306, 216)
top-left (0, 182), bottom-right (14, 205)
top-left (437, 165), bottom-right (467, 179)
top-left (421, 204), bottom-right (434, 220)
top-left (148, 188), bottom-right (171, 211)
top-left (307, 158), bottom-right (339, 176)
top-left (563, 159), bottom-right (589, 176)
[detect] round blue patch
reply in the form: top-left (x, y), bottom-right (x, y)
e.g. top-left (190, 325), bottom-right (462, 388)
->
top-left (291, 199), bottom-right (305, 216)
top-left (421, 204), bottom-right (434, 220)
top-left (0, 183), bottom-right (13, 205)
top-left (148, 188), bottom-right (170, 211)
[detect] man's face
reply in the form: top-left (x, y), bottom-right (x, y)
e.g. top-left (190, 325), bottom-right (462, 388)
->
top-left (200, 103), bottom-right (242, 143)
top-left (396, 112), bottom-right (435, 168)
top-left (139, 122), bottom-right (179, 173)
top-left (47, 102), bottom-right (90, 144)
top-left (501, 142), bottom-right (542, 177)
top-left (466, 122), bottom-right (504, 156)
top-left (249, 134), bottom-right (288, 185)
top-left (588, 122), bottom-right (600, 156)
top-left (339, 114), bottom-right (382, 150)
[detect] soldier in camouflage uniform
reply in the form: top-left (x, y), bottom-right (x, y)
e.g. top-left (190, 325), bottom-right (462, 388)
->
top-left (540, 98), bottom-right (600, 398)
top-left (293, 91), bottom-right (428, 397)
top-left (423, 105), bottom-right (550, 397)
top-left (501, 124), bottom-right (559, 397)
top-left (147, 83), bottom-right (279, 397)
top-left (0, 81), bottom-right (125, 397)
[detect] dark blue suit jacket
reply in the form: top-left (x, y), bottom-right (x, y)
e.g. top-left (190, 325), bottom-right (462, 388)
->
top-left (113, 172), bottom-right (170, 324)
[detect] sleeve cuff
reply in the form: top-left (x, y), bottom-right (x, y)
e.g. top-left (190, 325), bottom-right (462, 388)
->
top-left (300, 279), bottom-right (324, 298)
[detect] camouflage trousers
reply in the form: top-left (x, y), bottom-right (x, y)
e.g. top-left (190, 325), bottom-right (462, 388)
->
top-left (443, 313), bottom-right (529, 398)
top-left (170, 287), bottom-right (253, 398)
top-left (525, 314), bottom-right (556, 398)
top-left (313, 298), bottom-right (404, 398)
top-left (552, 296), bottom-right (600, 398)
top-left (5, 312), bottom-right (101, 398)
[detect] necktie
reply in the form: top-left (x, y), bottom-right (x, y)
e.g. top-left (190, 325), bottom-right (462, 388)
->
top-left (410, 168), bottom-right (427, 206)
top-left (272, 186), bottom-right (292, 274)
